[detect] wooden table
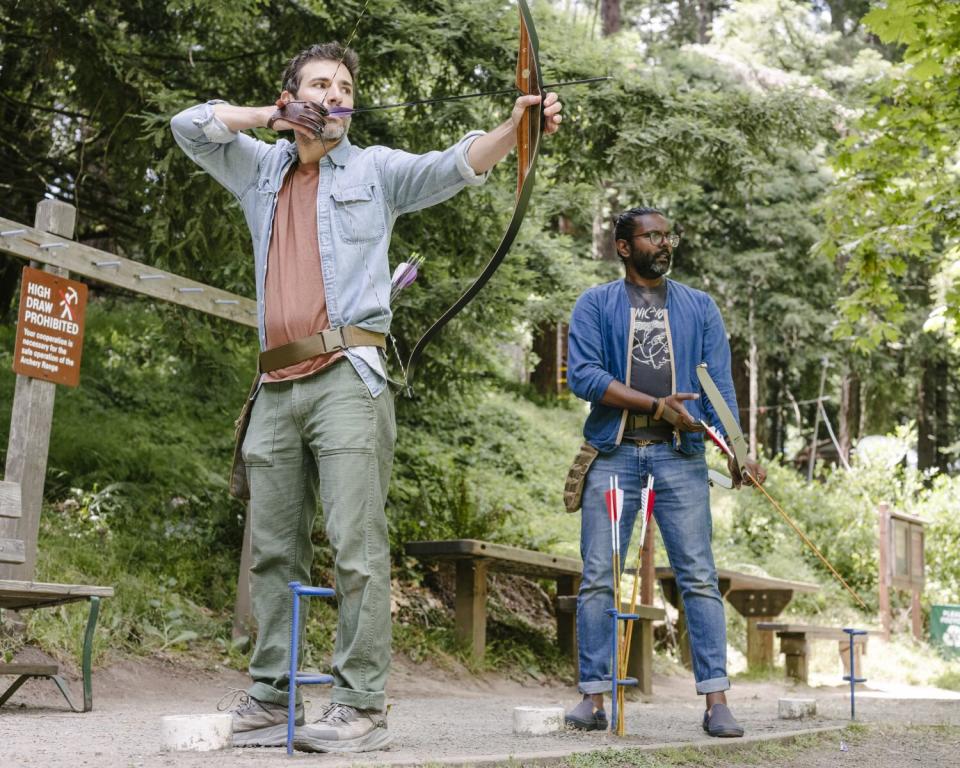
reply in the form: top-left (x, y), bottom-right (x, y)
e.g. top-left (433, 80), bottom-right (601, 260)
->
top-left (0, 580), bottom-right (114, 711)
top-left (655, 567), bottom-right (818, 670)
top-left (404, 539), bottom-right (581, 658)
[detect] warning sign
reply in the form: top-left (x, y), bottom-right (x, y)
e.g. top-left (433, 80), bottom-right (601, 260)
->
top-left (13, 266), bottom-right (88, 387)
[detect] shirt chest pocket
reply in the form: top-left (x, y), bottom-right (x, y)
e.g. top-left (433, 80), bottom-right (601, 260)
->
top-left (331, 183), bottom-right (384, 244)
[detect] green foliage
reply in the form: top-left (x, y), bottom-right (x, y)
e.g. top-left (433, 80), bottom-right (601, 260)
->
top-left (823, 0), bottom-right (960, 350)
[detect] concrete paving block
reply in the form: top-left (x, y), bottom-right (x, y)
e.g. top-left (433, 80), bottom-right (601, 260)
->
top-left (160, 713), bottom-right (233, 751)
top-left (513, 706), bottom-right (565, 735)
top-left (778, 697), bottom-right (817, 719)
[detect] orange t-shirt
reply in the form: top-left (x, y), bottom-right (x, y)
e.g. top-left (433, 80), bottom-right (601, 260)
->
top-left (262, 161), bottom-right (343, 382)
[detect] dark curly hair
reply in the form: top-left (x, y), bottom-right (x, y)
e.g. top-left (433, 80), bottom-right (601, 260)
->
top-left (281, 42), bottom-right (359, 96)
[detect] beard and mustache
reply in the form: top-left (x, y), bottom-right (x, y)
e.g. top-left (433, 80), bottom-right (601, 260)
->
top-left (625, 245), bottom-right (672, 279)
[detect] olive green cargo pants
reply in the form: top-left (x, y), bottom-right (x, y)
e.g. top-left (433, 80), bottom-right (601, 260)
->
top-left (241, 359), bottom-right (395, 712)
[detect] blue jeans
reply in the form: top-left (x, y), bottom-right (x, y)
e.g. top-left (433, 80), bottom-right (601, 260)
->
top-left (577, 442), bottom-right (730, 695)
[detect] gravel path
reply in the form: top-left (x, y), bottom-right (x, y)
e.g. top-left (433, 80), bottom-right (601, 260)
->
top-left (2, 654), bottom-right (959, 767)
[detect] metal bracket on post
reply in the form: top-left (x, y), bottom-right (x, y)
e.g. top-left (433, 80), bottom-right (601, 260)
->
top-left (605, 607), bottom-right (639, 734)
top-left (842, 627), bottom-right (868, 719)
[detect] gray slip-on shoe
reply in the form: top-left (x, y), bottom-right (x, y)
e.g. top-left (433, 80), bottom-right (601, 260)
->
top-left (564, 697), bottom-right (608, 731)
top-left (702, 703), bottom-right (744, 738)
top-left (293, 702), bottom-right (392, 753)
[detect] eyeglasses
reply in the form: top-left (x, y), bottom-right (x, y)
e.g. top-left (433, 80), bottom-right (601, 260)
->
top-left (633, 230), bottom-right (680, 248)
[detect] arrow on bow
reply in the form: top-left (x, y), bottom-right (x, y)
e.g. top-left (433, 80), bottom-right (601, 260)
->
top-left (696, 363), bottom-right (868, 609)
top-left (402, 0), bottom-right (545, 389)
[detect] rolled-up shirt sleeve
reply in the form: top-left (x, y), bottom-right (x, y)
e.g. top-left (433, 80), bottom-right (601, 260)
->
top-left (170, 100), bottom-right (266, 200)
top-left (380, 131), bottom-right (490, 216)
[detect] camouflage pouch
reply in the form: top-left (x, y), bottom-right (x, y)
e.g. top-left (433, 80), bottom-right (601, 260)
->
top-left (228, 373), bottom-right (260, 500)
top-left (563, 443), bottom-right (600, 513)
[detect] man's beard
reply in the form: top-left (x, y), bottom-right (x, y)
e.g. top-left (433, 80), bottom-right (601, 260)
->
top-left (629, 247), bottom-right (672, 279)
top-left (300, 116), bottom-right (350, 145)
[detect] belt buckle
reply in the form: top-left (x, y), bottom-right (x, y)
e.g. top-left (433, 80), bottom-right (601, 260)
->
top-left (319, 327), bottom-right (345, 353)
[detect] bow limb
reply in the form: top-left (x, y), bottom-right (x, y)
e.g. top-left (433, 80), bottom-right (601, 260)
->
top-left (403, 0), bottom-right (544, 388)
top-left (697, 364), bottom-right (868, 610)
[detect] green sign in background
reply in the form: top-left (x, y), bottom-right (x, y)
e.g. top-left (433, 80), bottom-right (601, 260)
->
top-left (931, 605), bottom-right (960, 658)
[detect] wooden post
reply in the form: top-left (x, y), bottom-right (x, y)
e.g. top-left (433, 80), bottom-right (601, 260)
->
top-left (232, 502), bottom-right (254, 641)
top-left (555, 574), bottom-right (579, 664)
top-left (911, 588), bottom-right (922, 641)
top-left (780, 634), bottom-right (810, 684)
top-left (746, 616), bottom-right (776, 669)
top-left (878, 503), bottom-right (891, 640)
top-left (640, 521), bottom-right (655, 605)
top-left (455, 559), bottom-right (488, 658)
top-left (0, 200), bottom-right (75, 581)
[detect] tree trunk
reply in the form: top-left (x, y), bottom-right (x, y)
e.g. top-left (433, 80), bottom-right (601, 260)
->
top-left (601, 0), bottom-right (621, 36)
top-left (771, 365), bottom-right (784, 458)
top-left (916, 357), bottom-right (936, 472)
top-left (731, 345), bottom-right (749, 427)
top-left (696, 0), bottom-right (714, 43)
top-left (747, 294), bottom-right (758, 459)
top-left (933, 357), bottom-right (949, 474)
top-left (530, 320), bottom-right (560, 397)
top-left (839, 371), bottom-right (860, 465)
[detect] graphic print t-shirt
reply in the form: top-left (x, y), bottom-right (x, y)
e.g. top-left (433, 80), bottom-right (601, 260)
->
top-left (624, 280), bottom-right (674, 442)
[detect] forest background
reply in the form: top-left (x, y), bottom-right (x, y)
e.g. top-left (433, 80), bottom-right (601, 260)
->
top-left (0, 0), bottom-right (958, 684)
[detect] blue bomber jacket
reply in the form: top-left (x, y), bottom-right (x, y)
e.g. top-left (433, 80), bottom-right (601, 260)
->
top-left (567, 277), bottom-right (741, 454)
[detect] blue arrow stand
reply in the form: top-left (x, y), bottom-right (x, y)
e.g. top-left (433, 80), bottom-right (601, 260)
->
top-left (842, 627), bottom-right (868, 720)
top-left (605, 607), bottom-right (639, 733)
top-left (286, 581), bottom-right (336, 754)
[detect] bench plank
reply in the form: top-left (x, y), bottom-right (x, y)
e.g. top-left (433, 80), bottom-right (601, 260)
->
top-left (0, 579), bottom-right (115, 610)
top-left (0, 663), bottom-right (58, 676)
top-left (404, 539), bottom-right (581, 579)
top-left (756, 622), bottom-right (869, 642)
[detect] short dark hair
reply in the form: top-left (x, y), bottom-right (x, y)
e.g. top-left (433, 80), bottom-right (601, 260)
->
top-left (281, 42), bottom-right (359, 95)
top-left (613, 207), bottom-right (664, 243)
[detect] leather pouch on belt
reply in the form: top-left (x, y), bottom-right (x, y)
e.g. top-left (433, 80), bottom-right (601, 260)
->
top-left (563, 442), bottom-right (600, 513)
top-left (229, 373), bottom-right (260, 500)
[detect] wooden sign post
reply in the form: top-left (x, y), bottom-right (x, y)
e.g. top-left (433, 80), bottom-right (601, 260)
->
top-left (0, 200), bottom-right (76, 580)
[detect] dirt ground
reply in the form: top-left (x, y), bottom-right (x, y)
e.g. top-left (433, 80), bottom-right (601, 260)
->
top-left (2, 651), bottom-right (959, 767)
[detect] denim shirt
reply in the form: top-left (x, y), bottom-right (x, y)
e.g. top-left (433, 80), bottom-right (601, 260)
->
top-left (567, 277), bottom-right (741, 454)
top-left (170, 101), bottom-right (488, 396)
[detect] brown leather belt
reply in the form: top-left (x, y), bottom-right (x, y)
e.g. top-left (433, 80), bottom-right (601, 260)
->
top-left (258, 326), bottom-right (386, 372)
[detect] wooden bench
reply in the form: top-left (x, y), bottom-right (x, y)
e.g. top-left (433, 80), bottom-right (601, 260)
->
top-left (0, 580), bottom-right (114, 711)
top-left (756, 622), bottom-right (868, 684)
top-left (656, 567), bottom-right (819, 670)
top-left (404, 539), bottom-right (581, 659)
top-left (555, 596), bottom-right (664, 694)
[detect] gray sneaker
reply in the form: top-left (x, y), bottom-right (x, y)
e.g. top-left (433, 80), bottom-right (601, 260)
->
top-left (218, 689), bottom-right (304, 747)
top-left (293, 702), bottom-right (391, 753)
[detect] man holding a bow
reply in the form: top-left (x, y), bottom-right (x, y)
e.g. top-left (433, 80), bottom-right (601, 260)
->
top-left (171, 42), bottom-right (562, 753)
top-left (563, 206), bottom-right (766, 738)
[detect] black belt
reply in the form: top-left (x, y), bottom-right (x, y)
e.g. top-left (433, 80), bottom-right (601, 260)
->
top-left (625, 412), bottom-right (658, 431)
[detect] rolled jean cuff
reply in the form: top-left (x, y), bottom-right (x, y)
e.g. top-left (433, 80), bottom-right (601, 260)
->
top-left (695, 675), bottom-right (730, 695)
top-left (248, 682), bottom-right (301, 707)
top-left (579, 680), bottom-right (614, 695)
top-left (332, 685), bottom-right (386, 713)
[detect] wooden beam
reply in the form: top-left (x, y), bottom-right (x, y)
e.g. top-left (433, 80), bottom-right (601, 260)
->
top-left (0, 539), bottom-right (25, 564)
top-left (0, 215), bottom-right (257, 328)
